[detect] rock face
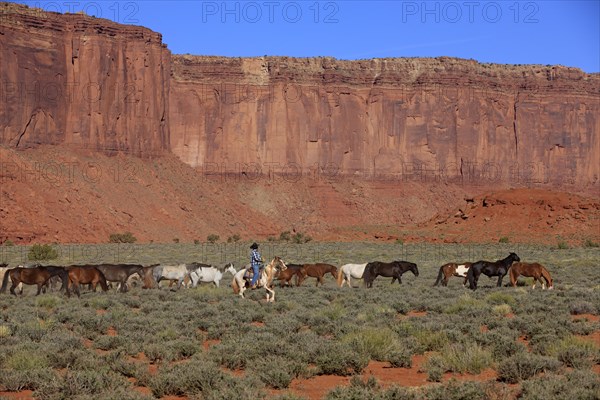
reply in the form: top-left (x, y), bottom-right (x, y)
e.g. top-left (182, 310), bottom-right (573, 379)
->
top-left (2, 3), bottom-right (599, 188)
top-left (170, 56), bottom-right (600, 188)
top-left (0, 2), bottom-right (170, 156)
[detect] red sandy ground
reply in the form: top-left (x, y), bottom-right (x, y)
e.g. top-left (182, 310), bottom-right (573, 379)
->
top-left (1, 147), bottom-right (598, 245)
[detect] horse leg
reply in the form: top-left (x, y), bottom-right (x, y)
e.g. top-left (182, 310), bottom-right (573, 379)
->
top-left (497, 274), bottom-right (504, 287)
top-left (510, 271), bottom-right (518, 287)
top-left (265, 286), bottom-right (275, 302)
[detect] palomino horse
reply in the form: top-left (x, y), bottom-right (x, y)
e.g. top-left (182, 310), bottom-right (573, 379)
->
top-left (363, 261), bottom-right (419, 288)
top-left (297, 263), bottom-right (337, 287)
top-left (510, 262), bottom-right (553, 290)
top-left (276, 264), bottom-right (304, 287)
top-left (467, 252), bottom-right (520, 290)
top-left (0, 266), bottom-right (69, 296)
top-left (231, 257), bottom-right (287, 302)
top-left (66, 266), bottom-right (109, 297)
top-left (433, 262), bottom-right (472, 287)
top-left (189, 263), bottom-right (237, 287)
top-left (336, 263), bottom-right (367, 288)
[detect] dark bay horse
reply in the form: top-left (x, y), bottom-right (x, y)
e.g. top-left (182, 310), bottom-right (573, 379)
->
top-left (66, 266), bottom-right (109, 297)
top-left (297, 263), bottom-right (338, 287)
top-left (467, 252), bottom-right (520, 290)
top-left (0, 266), bottom-right (70, 296)
top-left (276, 264), bottom-right (304, 287)
top-left (94, 264), bottom-right (145, 292)
top-left (363, 261), bottom-right (419, 288)
top-left (434, 262), bottom-right (472, 287)
top-left (510, 262), bottom-right (553, 290)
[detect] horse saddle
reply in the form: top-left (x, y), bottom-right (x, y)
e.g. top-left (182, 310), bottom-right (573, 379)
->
top-left (243, 268), bottom-right (263, 281)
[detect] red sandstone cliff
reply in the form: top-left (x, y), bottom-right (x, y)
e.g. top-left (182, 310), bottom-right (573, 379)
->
top-left (170, 56), bottom-right (599, 188)
top-left (0, 3), bottom-right (599, 245)
top-left (2, 2), bottom-right (598, 187)
top-left (0, 2), bottom-right (170, 156)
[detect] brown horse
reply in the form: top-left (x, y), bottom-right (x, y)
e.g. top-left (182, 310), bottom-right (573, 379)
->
top-left (66, 266), bottom-right (109, 297)
top-left (433, 262), bottom-right (472, 287)
top-left (297, 263), bottom-right (337, 287)
top-left (276, 264), bottom-right (304, 287)
top-left (0, 266), bottom-right (69, 296)
top-left (510, 262), bottom-right (553, 290)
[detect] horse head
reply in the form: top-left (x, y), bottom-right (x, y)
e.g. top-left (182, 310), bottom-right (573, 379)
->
top-left (509, 252), bottom-right (520, 263)
top-left (270, 257), bottom-right (287, 272)
top-left (225, 263), bottom-right (237, 276)
top-left (410, 263), bottom-right (419, 276)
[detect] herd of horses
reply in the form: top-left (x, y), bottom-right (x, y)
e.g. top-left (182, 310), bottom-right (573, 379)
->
top-left (0, 252), bottom-right (554, 302)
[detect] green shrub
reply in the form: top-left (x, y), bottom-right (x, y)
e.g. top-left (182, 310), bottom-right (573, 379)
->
top-left (292, 232), bottom-right (312, 244)
top-left (548, 336), bottom-right (599, 369)
top-left (520, 369), bottom-right (600, 400)
top-left (569, 301), bottom-right (597, 315)
top-left (440, 342), bottom-right (493, 374)
top-left (424, 354), bottom-right (445, 382)
top-left (498, 236), bottom-right (509, 243)
top-left (227, 234), bottom-right (241, 243)
top-left (28, 244), bottom-right (58, 261)
top-left (557, 241), bottom-right (569, 249)
top-left (341, 328), bottom-right (398, 361)
top-left (108, 232), bottom-right (137, 243)
top-left (315, 342), bottom-right (369, 376)
top-left (279, 231), bottom-right (291, 241)
top-left (582, 239), bottom-right (599, 248)
top-left (207, 234), bottom-right (220, 243)
top-left (497, 353), bottom-right (562, 383)
top-left (3, 239), bottom-right (15, 246)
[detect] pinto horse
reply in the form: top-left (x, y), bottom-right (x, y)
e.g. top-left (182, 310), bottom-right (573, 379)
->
top-left (66, 266), bottom-right (109, 297)
top-left (297, 263), bottom-right (337, 287)
top-left (467, 252), bottom-right (520, 290)
top-left (231, 257), bottom-right (287, 302)
top-left (276, 264), bottom-right (304, 287)
top-left (510, 262), bottom-right (553, 290)
top-left (363, 261), bottom-right (419, 288)
top-left (434, 262), bottom-right (472, 287)
top-left (0, 266), bottom-right (69, 296)
top-left (337, 263), bottom-right (367, 288)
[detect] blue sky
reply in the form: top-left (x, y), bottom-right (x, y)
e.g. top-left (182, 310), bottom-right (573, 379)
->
top-left (17, 1), bottom-right (600, 72)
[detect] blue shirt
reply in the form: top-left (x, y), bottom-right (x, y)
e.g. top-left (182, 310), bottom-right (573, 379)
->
top-left (251, 249), bottom-right (262, 268)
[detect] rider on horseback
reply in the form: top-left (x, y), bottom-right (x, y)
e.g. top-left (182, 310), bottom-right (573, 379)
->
top-left (249, 242), bottom-right (263, 289)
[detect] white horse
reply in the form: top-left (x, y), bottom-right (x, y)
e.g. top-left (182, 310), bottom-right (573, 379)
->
top-left (231, 257), bottom-right (287, 302)
top-left (190, 263), bottom-right (236, 288)
top-left (336, 263), bottom-right (367, 288)
top-left (153, 263), bottom-right (203, 290)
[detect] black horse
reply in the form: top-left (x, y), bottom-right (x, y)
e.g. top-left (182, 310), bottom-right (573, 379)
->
top-left (363, 261), bottom-right (419, 288)
top-left (466, 252), bottom-right (520, 290)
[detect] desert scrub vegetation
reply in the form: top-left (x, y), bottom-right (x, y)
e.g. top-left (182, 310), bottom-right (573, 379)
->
top-left (0, 243), bottom-right (599, 398)
top-left (27, 243), bottom-right (58, 261)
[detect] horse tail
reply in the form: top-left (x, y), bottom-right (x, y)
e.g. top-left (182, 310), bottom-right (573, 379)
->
top-left (434, 266), bottom-right (444, 286)
top-left (466, 265), bottom-right (475, 290)
top-left (98, 270), bottom-right (109, 292)
top-left (541, 266), bottom-right (553, 289)
top-left (231, 276), bottom-right (240, 294)
top-left (0, 268), bottom-right (12, 293)
top-left (336, 266), bottom-right (344, 287)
